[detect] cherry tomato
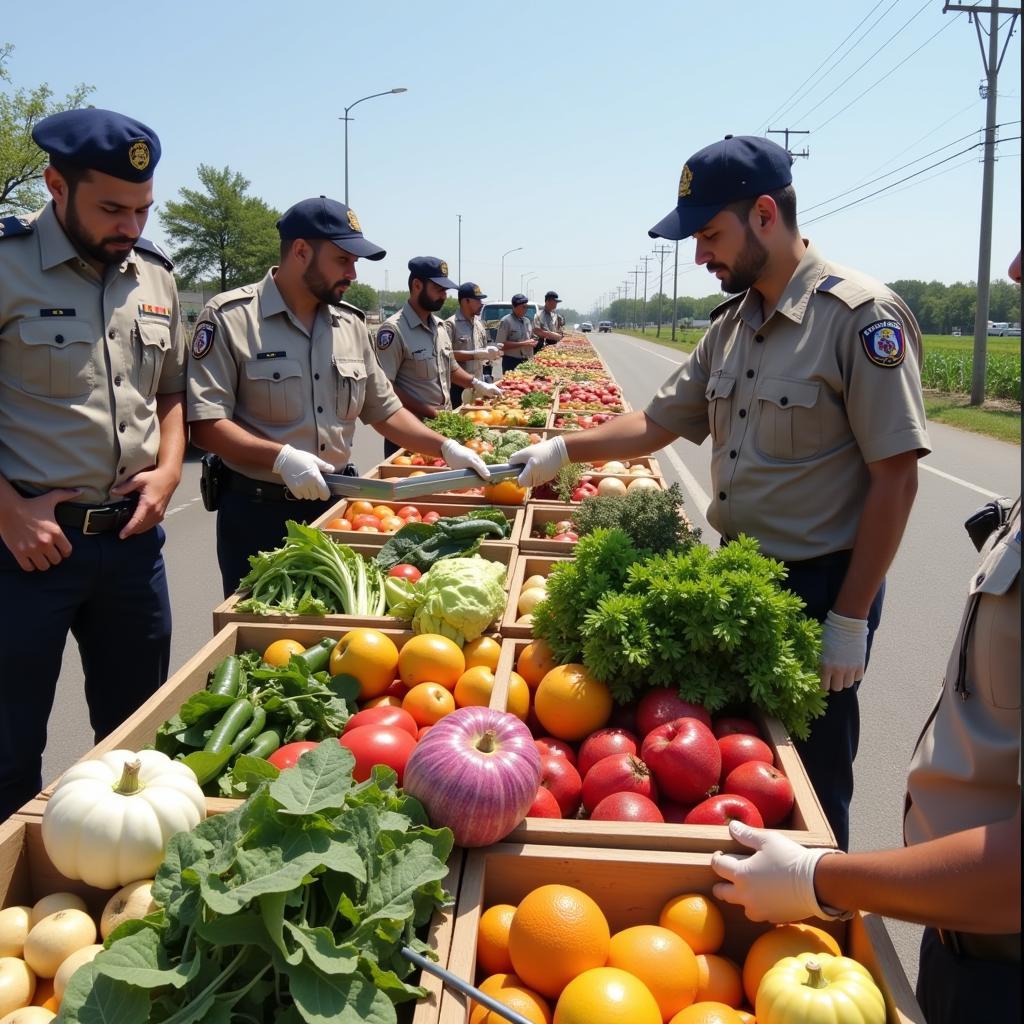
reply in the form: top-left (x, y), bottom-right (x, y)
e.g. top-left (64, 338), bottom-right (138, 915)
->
top-left (267, 741), bottom-right (319, 771)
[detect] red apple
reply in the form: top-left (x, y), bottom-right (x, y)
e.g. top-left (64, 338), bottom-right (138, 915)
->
top-left (641, 718), bottom-right (721, 804)
top-left (539, 753), bottom-right (583, 817)
top-left (527, 786), bottom-right (562, 819)
top-left (723, 761), bottom-right (794, 827)
top-left (683, 793), bottom-right (764, 828)
top-left (577, 728), bottom-right (639, 778)
top-left (590, 792), bottom-right (664, 823)
top-left (636, 689), bottom-right (712, 738)
top-left (660, 799), bottom-right (697, 824)
top-left (535, 736), bottom-right (577, 767)
top-left (712, 716), bottom-right (762, 739)
top-left (581, 753), bottom-right (658, 813)
top-left (717, 733), bottom-right (774, 783)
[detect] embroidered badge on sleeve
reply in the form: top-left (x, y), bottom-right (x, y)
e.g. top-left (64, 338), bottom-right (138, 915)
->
top-left (377, 328), bottom-right (395, 351)
top-left (859, 319), bottom-right (905, 368)
top-left (190, 322), bottom-right (216, 360)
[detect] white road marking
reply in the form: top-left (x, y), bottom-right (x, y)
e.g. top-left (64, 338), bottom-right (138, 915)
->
top-left (612, 334), bottom-right (685, 364)
top-left (919, 463), bottom-right (1000, 499)
top-left (165, 496), bottom-right (202, 517)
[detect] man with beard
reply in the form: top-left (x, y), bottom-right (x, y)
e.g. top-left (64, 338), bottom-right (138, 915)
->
top-left (0, 108), bottom-right (187, 819)
top-left (375, 257), bottom-right (501, 457)
top-left (187, 200), bottom-right (491, 596)
top-left (510, 135), bottom-right (929, 850)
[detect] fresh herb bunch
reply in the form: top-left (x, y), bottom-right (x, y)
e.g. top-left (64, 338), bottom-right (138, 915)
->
top-left (60, 742), bottom-right (453, 1024)
top-left (554, 462), bottom-right (587, 502)
top-left (424, 410), bottom-right (476, 443)
top-left (519, 391), bottom-right (553, 409)
top-left (526, 410), bottom-right (548, 428)
top-left (572, 483), bottom-right (701, 554)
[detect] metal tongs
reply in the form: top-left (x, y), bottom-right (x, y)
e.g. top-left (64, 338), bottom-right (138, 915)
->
top-left (321, 463), bottom-right (521, 500)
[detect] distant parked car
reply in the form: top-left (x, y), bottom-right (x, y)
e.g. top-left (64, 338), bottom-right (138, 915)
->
top-left (987, 321), bottom-right (1019, 336)
top-left (580, 321), bottom-right (593, 332)
top-left (598, 320), bottom-right (612, 333)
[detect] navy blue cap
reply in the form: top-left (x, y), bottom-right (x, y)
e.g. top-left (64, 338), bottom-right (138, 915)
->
top-left (544, 290), bottom-right (560, 301)
top-left (458, 282), bottom-right (487, 300)
top-left (277, 196), bottom-right (385, 260)
top-left (649, 135), bottom-right (794, 240)
top-left (409, 256), bottom-right (457, 289)
top-left (31, 108), bottom-right (161, 182)
top-left (510, 293), bottom-right (528, 306)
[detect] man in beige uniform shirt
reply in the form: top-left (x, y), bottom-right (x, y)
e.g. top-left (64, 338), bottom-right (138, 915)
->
top-left (0, 109), bottom-right (187, 819)
top-left (496, 293), bottom-right (537, 374)
top-left (376, 258), bottom-right (501, 457)
top-left (512, 135), bottom-right (930, 850)
top-left (187, 201), bottom-right (490, 595)
top-left (445, 281), bottom-right (500, 408)
top-left (533, 290), bottom-right (564, 351)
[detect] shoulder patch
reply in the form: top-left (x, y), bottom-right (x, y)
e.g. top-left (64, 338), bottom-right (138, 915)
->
top-left (0, 215), bottom-right (34, 240)
top-left (190, 321), bottom-right (216, 361)
top-left (377, 328), bottom-right (395, 351)
top-left (860, 319), bottom-right (905, 368)
top-left (816, 274), bottom-right (874, 310)
top-left (708, 292), bottom-right (744, 322)
top-left (133, 236), bottom-right (174, 271)
top-left (335, 300), bottom-right (366, 322)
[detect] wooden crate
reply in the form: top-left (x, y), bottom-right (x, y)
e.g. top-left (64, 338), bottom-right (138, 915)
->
top-left (439, 845), bottom-right (923, 1024)
top-left (0, 818), bottom-right (462, 1024)
top-left (531, 471), bottom-right (666, 508)
top-left (519, 504), bottom-right (579, 555)
top-left (492, 636), bottom-right (836, 852)
top-left (499, 555), bottom-right (570, 638)
top-left (213, 542), bottom-right (517, 633)
top-left (309, 500), bottom-right (525, 548)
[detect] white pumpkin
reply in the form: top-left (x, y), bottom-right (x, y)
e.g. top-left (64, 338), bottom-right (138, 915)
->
top-left (41, 750), bottom-right (205, 890)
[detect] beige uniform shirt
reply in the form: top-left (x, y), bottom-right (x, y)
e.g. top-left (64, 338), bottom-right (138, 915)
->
top-left (0, 204), bottom-right (185, 505)
top-left (534, 307), bottom-right (563, 341)
top-left (496, 313), bottom-right (535, 359)
top-left (186, 270), bottom-right (402, 483)
top-left (646, 242), bottom-right (931, 561)
top-left (374, 302), bottom-right (454, 412)
top-left (904, 503), bottom-right (1021, 845)
top-left (445, 310), bottom-right (489, 378)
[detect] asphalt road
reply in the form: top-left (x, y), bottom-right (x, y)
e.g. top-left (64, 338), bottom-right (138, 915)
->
top-left (41, 330), bottom-right (1020, 985)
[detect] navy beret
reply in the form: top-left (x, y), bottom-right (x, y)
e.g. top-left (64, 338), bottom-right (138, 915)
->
top-left (32, 108), bottom-right (161, 182)
top-left (277, 196), bottom-right (385, 260)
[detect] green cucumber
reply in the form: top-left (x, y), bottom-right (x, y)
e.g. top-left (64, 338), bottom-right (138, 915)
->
top-left (208, 656), bottom-right (242, 697)
top-left (202, 698), bottom-right (254, 754)
top-left (243, 730), bottom-right (282, 760)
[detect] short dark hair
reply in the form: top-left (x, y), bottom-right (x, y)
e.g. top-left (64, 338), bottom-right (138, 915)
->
top-left (726, 184), bottom-right (798, 231)
top-left (50, 159), bottom-right (92, 198)
top-left (279, 237), bottom-right (325, 263)
top-left (408, 274), bottom-right (427, 293)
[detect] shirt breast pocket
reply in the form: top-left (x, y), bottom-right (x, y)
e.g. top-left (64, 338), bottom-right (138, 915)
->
top-left (16, 318), bottom-right (96, 398)
top-left (970, 534), bottom-right (1021, 710)
top-left (135, 320), bottom-right (171, 398)
top-left (411, 349), bottom-right (435, 380)
top-left (335, 358), bottom-right (367, 420)
top-left (704, 372), bottom-right (735, 443)
top-left (241, 358), bottom-right (304, 424)
top-left (755, 377), bottom-right (822, 461)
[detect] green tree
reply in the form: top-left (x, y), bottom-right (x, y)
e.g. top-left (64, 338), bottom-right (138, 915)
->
top-left (558, 307), bottom-right (581, 323)
top-left (159, 164), bottom-right (279, 292)
top-left (0, 44), bottom-right (94, 214)
top-left (343, 281), bottom-right (378, 313)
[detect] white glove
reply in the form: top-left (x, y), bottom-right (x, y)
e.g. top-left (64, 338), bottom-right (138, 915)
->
top-left (711, 821), bottom-right (846, 923)
top-left (484, 345), bottom-right (502, 359)
top-left (272, 444), bottom-right (334, 501)
top-left (508, 436), bottom-right (568, 487)
top-left (820, 610), bottom-right (869, 692)
top-left (441, 439), bottom-right (492, 480)
top-left (472, 378), bottom-right (502, 399)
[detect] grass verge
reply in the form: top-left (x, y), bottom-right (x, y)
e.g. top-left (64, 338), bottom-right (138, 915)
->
top-left (923, 392), bottom-right (1020, 445)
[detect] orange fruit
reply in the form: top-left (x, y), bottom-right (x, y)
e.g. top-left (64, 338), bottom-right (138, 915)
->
top-left (372, 504), bottom-right (395, 520)
top-left (348, 500), bottom-right (375, 516)
top-left (470, 976), bottom-right (551, 1024)
top-left (516, 640), bottom-right (559, 689)
top-left (553, 966), bottom-right (662, 1024)
top-left (483, 480), bottom-right (528, 505)
top-left (454, 666), bottom-right (498, 708)
top-left (669, 1002), bottom-right (745, 1024)
top-left (324, 517), bottom-right (348, 531)
top-left (607, 924), bottom-right (699, 1019)
top-left (508, 885), bottom-right (610, 999)
top-left (533, 664), bottom-right (613, 741)
top-left (659, 894), bottom-right (725, 955)
top-left (262, 638), bottom-right (305, 667)
top-left (361, 695), bottom-right (403, 709)
top-left (32, 979), bottom-right (55, 1006)
top-left (330, 628), bottom-right (400, 699)
top-left (398, 634), bottom-right (465, 690)
top-left (464, 636), bottom-right (502, 671)
top-left (741, 923), bottom-right (841, 1007)
top-left (477, 904), bottom-right (518, 975)
top-left (402, 682), bottom-right (456, 726)
top-left (695, 954), bottom-right (743, 1007)
top-left (506, 672), bottom-right (531, 720)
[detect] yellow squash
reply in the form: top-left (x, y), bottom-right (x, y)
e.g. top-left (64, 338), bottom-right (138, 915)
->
top-left (755, 952), bottom-right (885, 1024)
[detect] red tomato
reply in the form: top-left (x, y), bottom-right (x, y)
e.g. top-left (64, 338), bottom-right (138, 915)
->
top-left (416, 725), bottom-right (433, 741)
top-left (338, 726), bottom-right (417, 784)
top-left (397, 506), bottom-right (421, 520)
top-left (343, 705), bottom-right (418, 739)
top-left (388, 564), bottom-right (422, 583)
top-left (422, 510), bottom-right (441, 524)
top-left (267, 741), bottom-right (318, 771)
top-left (352, 514), bottom-right (381, 530)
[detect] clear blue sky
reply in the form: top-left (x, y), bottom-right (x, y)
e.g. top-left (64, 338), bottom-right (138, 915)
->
top-left (4, 0), bottom-right (1021, 311)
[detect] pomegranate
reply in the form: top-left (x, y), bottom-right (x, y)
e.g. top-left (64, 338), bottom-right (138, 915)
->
top-left (527, 786), bottom-right (562, 819)
top-left (535, 736), bottom-right (577, 767)
top-left (581, 753), bottom-right (658, 813)
top-left (577, 728), bottom-right (639, 778)
top-left (539, 753), bottom-right (583, 817)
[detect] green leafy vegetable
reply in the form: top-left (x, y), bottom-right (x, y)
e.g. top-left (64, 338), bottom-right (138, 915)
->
top-left (423, 410), bottom-right (476, 443)
top-left (518, 391), bottom-right (552, 409)
top-left (375, 510), bottom-right (510, 572)
top-left (571, 483), bottom-right (702, 554)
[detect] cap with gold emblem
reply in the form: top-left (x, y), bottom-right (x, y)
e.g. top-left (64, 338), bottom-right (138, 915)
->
top-left (31, 108), bottom-right (161, 183)
top-left (649, 134), bottom-right (793, 240)
top-left (408, 256), bottom-right (457, 289)
top-left (276, 196), bottom-right (386, 260)
top-left (457, 281), bottom-right (487, 300)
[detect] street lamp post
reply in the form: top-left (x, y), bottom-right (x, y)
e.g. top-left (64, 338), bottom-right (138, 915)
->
top-left (501, 247), bottom-right (522, 300)
top-left (522, 272), bottom-right (538, 297)
top-left (340, 88), bottom-right (407, 205)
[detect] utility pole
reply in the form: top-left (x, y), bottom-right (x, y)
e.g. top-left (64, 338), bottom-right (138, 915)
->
top-left (766, 127), bottom-right (810, 159)
top-left (652, 244), bottom-right (671, 337)
top-left (457, 214), bottom-right (462, 283)
top-left (671, 241), bottom-right (680, 342)
top-left (639, 255), bottom-right (654, 333)
top-left (944, 1), bottom-right (1020, 405)
top-left (628, 269), bottom-right (642, 329)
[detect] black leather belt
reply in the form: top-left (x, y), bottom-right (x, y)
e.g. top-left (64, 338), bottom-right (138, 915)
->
top-left (55, 500), bottom-right (136, 535)
top-left (938, 928), bottom-right (1021, 963)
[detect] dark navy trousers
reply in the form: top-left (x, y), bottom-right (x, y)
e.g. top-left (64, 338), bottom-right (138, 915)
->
top-left (781, 549), bottom-right (885, 852)
top-left (0, 525), bottom-right (171, 819)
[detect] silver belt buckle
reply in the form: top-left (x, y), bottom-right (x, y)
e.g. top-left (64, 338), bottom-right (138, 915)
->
top-left (81, 508), bottom-right (102, 535)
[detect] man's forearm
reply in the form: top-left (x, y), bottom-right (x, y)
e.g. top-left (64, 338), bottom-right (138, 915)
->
top-left (376, 408), bottom-right (445, 457)
top-left (189, 417), bottom-right (281, 471)
top-left (815, 809), bottom-right (1021, 933)
top-left (834, 452), bottom-right (919, 618)
top-left (561, 411), bottom-right (679, 463)
top-left (451, 366), bottom-right (475, 389)
top-left (155, 393), bottom-right (187, 483)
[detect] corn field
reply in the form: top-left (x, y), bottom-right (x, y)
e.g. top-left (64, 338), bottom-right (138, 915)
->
top-left (921, 351), bottom-right (1021, 402)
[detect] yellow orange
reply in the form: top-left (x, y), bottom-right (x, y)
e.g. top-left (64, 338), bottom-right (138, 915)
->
top-left (262, 638), bottom-right (305, 667)
top-left (402, 682), bottom-right (456, 726)
top-left (506, 671), bottom-right (531, 720)
top-left (398, 634), bottom-right (465, 690)
top-left (330, 628), bottom-right (400, 699)
top-left (470, 973), bottom-right (551, 1024)
top-left (694, 954), bottom-right (744, 1008)
top-left (361, 695), bottom-right (403, 709)
top-left (607, 924), bottom-right (699, 1019)
top-left (659, 894), bottom-right (725, 955)
top-left (454, 666), bottom-right (498, 709)
top-left (533, 664), bottom-right (613, 741)
top-left (741, 923), bottom-right (841, 1007)
top-left (464, 636), bottom-right (502, 671)
top-left (669, 1002), bottom-right (745, 1024)
top-left (516, 640), bottom-right (558, 688)
top-left (477, 904), bottom-right (517, 975)
top-left (553, 967), bottom-right (662, 1024)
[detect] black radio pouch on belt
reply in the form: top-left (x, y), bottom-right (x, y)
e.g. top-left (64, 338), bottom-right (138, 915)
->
top-left (964, 497), bottom-right (1014, 551)
top-left (200, 453), bottom-right (224, 512)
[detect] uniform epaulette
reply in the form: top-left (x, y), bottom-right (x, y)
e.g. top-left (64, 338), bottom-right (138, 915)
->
top-left (206, 284), bottom-right (258, 310)
top-left (815, 273), bottom-right (875, 310)
top-left (709, 292), bottom-right (744, 321)
top-left (334, 300), bottom-right (366, 322)
top-left (0, 215), bottom-right (34, 241)
top-left (133, 236), bottom-right (174, 271)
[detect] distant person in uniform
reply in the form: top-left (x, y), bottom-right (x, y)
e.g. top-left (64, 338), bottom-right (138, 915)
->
top-left (187, 201), bottom-right (490, 596)
top-left (375, 258), bottom-right (501, 457)
top-left (445, 281), bottom-right (500, 408)
top-left (511, 134), bottom-right (930, 850)
top-left (496, 293), bottom-right (537, 374)
top-left (0, 108), bottom-right (187, 819)
top-left (533, 290), bottom-right (564, 351)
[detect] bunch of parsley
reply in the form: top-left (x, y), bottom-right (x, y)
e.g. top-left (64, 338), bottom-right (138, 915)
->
top-left (571, 483), bottom-right (702, 555)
